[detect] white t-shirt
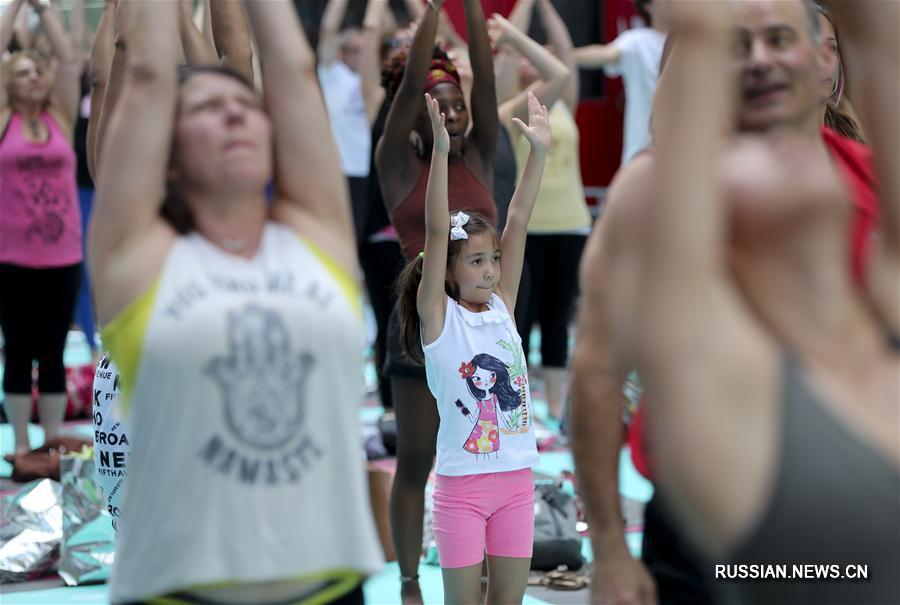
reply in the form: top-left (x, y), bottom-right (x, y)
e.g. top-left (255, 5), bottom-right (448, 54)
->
top-left (423, 294), bottom-right (539, 477)
top-left (604, 28), bottom-right (666, 165)
top-left (92, 354), bottom-right (128, 533)
top-left (317, 61), bottom-right (371, 177)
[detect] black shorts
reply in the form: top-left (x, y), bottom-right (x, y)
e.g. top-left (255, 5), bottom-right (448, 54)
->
top-left (383, 303), bottom-right (427, 380)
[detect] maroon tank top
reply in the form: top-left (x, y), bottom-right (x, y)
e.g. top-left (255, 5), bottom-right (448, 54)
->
top-left (389, 160), bottom-right (496, 260)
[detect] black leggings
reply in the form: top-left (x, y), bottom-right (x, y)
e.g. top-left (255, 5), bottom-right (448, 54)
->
top-left (516, 234), bottom-right (586, 368)
top-left (0, 262), bottom-right (81, 394)
top-left (359, 240), bottom-right (404, 409)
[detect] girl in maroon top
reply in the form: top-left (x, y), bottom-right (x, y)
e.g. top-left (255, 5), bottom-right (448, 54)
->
top-left (373, 1), bottom-right (498, 601)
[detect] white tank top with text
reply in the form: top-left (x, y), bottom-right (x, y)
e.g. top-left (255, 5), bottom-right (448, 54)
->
top-left (105, 223), bottom-right (383, 603)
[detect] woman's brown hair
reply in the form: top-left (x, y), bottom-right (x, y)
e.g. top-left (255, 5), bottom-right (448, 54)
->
top-left (161, 64), bottom-right (256, 233)
top-left (814, 2), bottom-right (865, 142)
top-left (3, 50), bottom-right (50, 108)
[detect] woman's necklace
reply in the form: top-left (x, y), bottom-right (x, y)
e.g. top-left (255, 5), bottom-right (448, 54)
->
top-left (29, 119), bottom-right (41, 139)
top-left (223, 237), bottom-right (248, 252)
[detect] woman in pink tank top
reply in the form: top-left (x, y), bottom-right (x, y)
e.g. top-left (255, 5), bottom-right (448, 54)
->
top-left (0, 0), bottom-right (82, 457)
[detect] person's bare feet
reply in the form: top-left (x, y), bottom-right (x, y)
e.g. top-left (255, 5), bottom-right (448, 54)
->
top-left (4, 447), bottom-right (32, 463)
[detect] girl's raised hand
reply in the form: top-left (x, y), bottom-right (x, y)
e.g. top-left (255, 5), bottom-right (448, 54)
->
top-left (512, 91), bottom-right (551, 155)
top-left (425, 92), bottom-right (450, 155)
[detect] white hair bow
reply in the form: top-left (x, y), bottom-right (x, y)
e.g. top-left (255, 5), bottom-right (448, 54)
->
top-left (450, 211), bottom-right (470, 241)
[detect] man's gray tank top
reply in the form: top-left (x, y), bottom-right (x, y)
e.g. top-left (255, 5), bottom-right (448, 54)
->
top-left (723, 354), bottom-right (900, 605)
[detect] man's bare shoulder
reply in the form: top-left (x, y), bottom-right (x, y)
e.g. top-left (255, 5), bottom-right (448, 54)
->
top-left (581, 152), bottom-right (657, 294)
top-left (595, 152), bottom-right (657, 257)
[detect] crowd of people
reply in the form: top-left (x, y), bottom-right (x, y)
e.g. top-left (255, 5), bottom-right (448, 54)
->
top-left (0, 0), bottom-right (896, 604)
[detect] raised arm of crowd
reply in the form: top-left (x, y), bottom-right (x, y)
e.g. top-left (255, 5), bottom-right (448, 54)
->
top-left (0, 1), bottom-right (895, 604)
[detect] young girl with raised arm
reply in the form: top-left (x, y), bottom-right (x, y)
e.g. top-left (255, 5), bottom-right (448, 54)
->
top-left (395, 90), bottom-right (549, 605)
top-left (374, 4), bottom-right (498, 597)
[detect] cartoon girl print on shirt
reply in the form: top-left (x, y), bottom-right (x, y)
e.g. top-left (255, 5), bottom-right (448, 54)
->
top-left (456, 353), bottom-right (522, 458)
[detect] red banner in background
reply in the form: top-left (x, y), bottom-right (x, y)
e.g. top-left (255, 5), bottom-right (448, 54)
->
top-left (441, 0), bottom-right (517, 34)
top-left (579, 0), bottom-right (645, 208)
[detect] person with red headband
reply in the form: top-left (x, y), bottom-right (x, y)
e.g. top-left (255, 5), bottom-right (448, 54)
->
top-left (374, 0), bottom-right (498, 602)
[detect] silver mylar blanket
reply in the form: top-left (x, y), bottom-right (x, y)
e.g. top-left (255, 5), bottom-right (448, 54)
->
top-left (0, 478), bottom-right (63, 582)
top-left (57, 451), bottom-right (116, 585)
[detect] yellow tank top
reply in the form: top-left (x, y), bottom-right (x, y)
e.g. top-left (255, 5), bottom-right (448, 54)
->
top-left (513, 102), bottom-right (591, 233)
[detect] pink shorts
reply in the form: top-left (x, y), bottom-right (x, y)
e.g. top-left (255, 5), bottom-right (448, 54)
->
top-left (432, 468), bottom-right (535, 569)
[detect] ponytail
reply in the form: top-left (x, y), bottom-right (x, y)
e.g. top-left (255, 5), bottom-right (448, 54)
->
top-left (824, 104), bottom-right (865, 143)
top-left (396, 254), bottom-right (427, 365)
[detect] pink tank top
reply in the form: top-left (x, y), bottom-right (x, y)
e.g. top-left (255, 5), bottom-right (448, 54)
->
top-left (0, 112), bottom-right (82, 268)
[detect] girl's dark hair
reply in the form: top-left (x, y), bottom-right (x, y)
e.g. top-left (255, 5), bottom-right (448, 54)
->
top-left (465, 353), bottom-right (520, 412)
top-left (380, 45), bottom-right (450, 103)
top-left (396, 211), bottom-right (499, 365)
top-left (161, 65), bottom-right (257, 233)
top-left (813, 2), bottom-right (865, 142)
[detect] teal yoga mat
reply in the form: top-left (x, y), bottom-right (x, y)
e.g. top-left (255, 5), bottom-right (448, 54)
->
top-left (365, 562), bottom-right (553, 605)
top-left (0, 584), bottom-right (108, 605)
top-left (535, 449), bottom-right (654, 504)
top-left (0, 564), bottom-right (554, 605)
